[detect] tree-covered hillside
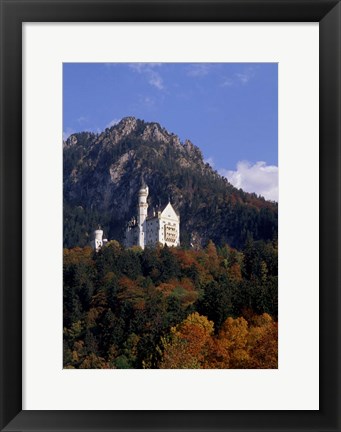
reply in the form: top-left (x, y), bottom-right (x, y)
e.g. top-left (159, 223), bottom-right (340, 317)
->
top-left (63, 239), bottom-right (278, 369)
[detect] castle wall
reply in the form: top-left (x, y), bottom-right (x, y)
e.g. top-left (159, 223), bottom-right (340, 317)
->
top-left (146, 218), bottom-right (160, 246)
top-left (159, 203), bottom-right (180, 247)
top-left (125, 225), bottom-right (138, 248)
top-left (158, 218), bottom-right (180, 247)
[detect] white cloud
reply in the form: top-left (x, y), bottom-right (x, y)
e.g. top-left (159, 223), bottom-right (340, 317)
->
top-left (236, 66), bottom-right (257, 84)
top-left (129, 63), bottom-right (162, 72)
top-left (137, 94), bottom-right (156, 108)
top-left (104, 63), bottom-right (117, 69)
top-left (220, 161), bottom-right (278, 202)
top-left (106, 118), bottom-right (121, 128)
top-left (148, 71), bottom-right (164, 90)
top-left (236, 72), bottom-right (252, 84)
top-left (187, 64), bottom-right (213, 77)
top-left (221, 78), bottom-right (234, 87)
top-left (129, 63), bottom-right (164, 90)
top-left (221, 66), bottom-right (257, 88)
top-left (77, 116), bottom-right (87, 124)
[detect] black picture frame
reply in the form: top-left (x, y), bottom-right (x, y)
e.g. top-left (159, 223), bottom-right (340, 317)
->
top-left (0, 1), bottom-right (340, 431)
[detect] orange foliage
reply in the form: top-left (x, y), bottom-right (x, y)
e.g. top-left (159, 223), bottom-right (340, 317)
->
top-left (217, 317), bottom-right (250, 368)
top-left (160, 313), bottom-right (278, 369)
top-left (160, 313), bottom-right (214, 369)
top-left (172, 249), bottom-right (199, 270)
top-left (228, 262), bottom-right (242, 282)
top-left (80, 353), bottom-right (110, 369)
top-left (216, 314), bottom-right (278, 369)
top-left (156, 281), bottom-right (178, 297)
top-left (117, 277), bottom-right (146, 310)
top-left (247, 314), bottom-right (278, 368)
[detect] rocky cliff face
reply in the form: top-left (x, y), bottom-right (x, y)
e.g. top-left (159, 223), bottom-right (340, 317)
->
top-left (63, 117), bottom-right (277, 249)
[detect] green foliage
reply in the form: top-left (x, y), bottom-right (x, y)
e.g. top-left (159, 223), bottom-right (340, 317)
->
top-left (197, 278), bottom-right (234, 331)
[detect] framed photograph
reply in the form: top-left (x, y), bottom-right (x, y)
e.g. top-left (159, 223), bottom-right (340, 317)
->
top-left (1, 0), bottom-right (340, 431)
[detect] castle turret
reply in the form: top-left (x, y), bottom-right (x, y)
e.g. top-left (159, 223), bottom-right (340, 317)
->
top-left (137, 183), bottom-right (149, 248)
top-left (90, 226), bottom-right (108, 251)
top-left (94, 228), bottom-right (103, 239)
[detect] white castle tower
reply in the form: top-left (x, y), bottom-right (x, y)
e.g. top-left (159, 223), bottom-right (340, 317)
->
top-left (138, 183), bottom-right (149, 248)
top-left (90, 226), bottom-right (108, 251)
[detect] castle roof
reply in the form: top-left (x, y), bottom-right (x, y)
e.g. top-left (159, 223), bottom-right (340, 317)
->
top-left (146, 201), bottom-right (179, 221)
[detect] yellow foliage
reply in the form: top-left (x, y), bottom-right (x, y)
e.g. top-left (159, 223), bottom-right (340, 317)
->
top-left (85, 307), bottom-right (103, 328)
top-left (63, 246), bottom-right (94, 266)
top-left (173, 312), bottom-right (214, 337)
top-left (228, 262), bottom-right (242, 282)
top-left (64, 320), bottom-right (82, 339)
top-left (216, 314), bottom-right (278, 369)
top-left (80, 353), bottom-right (110, 369)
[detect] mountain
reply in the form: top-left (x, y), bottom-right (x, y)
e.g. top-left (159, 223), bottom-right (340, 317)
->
top-left (63, 117), bottom-right (277, 249)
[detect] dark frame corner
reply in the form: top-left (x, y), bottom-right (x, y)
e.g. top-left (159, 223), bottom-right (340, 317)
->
top-left (1, 1), bottom-right (340, 431)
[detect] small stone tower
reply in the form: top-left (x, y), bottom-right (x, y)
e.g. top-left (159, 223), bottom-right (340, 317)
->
top-left (137, 183), bottom-right (149, 249)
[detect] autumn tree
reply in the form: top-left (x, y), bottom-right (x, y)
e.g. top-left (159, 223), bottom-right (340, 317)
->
top-left (159, 313), bottom-right (214, 369)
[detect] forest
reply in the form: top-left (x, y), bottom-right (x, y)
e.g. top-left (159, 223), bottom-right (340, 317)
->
top-left (63, 239), bottom-right (278, 369)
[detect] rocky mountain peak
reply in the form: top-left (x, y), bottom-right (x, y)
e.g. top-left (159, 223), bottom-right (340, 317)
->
top-left (183, 139), bottom-right (195, 151)
top-left (116, 116), bottom-right (139, 136)
top-left (183, 138), bottom-right (203, 160)
top-left (63, 132), bottom-right (96, 148)
top-left (65, 134), bottom-right (78, 146)
top-left (141, 122), bottom-right (170, 144)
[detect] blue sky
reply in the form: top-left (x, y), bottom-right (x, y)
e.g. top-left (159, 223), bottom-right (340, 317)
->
top-left (63, 63), bottom-right (278, 201)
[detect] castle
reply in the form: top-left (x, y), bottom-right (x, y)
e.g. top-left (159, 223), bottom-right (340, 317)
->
top-left (90, 184), bottom-right (180, 251)
top-left (124, 183), bottom-right (180, 249)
